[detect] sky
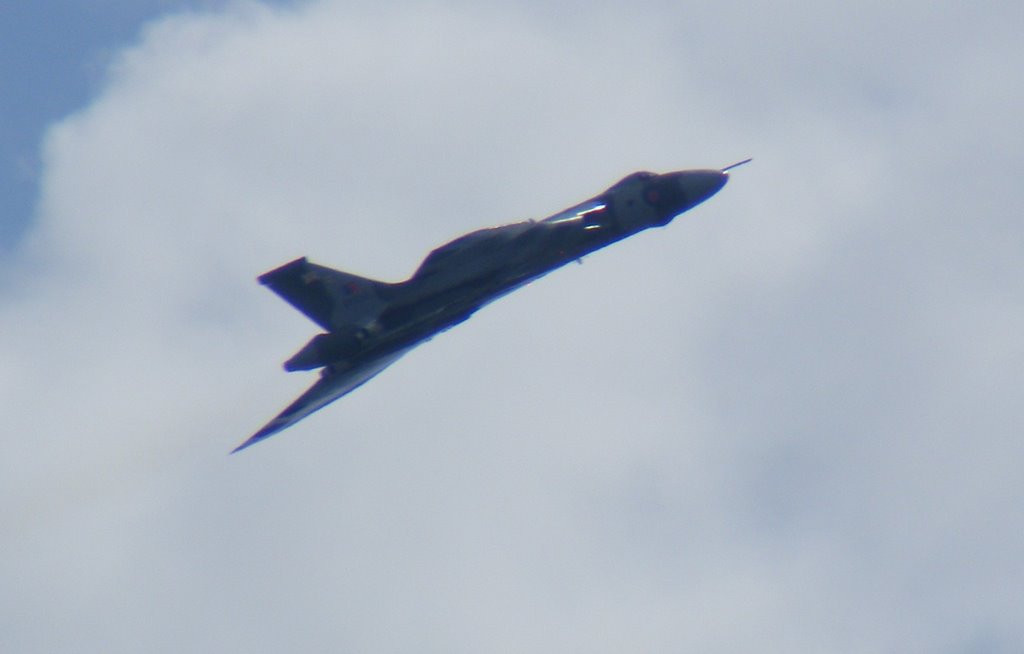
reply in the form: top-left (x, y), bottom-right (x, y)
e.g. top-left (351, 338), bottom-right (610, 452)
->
top-left (2, 0), bottom-right (1022, 651)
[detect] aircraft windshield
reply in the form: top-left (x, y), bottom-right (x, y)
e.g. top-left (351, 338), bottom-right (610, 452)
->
top-left (607, 171), bottom-right (655, 191)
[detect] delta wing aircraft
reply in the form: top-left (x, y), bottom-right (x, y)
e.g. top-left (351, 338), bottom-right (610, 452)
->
top-left (235, 162), bottom-right (747, 452)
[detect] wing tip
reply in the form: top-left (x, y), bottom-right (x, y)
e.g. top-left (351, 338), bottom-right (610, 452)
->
top-left (230, 437), bottom-right (258, 455)
top-left (230, 440), bottom-right (254, 454)
top-left (230, 424), bottom-right (282, 454)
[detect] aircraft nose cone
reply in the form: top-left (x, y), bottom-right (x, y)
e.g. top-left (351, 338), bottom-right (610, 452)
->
top-left (676, 170), bottom-right (727, 207)
top-left (642, 169), bottom-right (728, 225)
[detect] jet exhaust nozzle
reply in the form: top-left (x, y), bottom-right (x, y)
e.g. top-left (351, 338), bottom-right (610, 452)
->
top-left (284, 334), bottom-right (333, 371)
top-left (283, 329), bottom-right (372, 371)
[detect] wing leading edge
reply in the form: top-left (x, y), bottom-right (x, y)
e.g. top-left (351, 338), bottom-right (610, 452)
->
top-left (233, 347), bottom-right (412, 453)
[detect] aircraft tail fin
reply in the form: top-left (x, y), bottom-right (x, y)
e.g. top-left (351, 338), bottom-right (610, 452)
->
top-left (259, 257), bottom-right (390, 331)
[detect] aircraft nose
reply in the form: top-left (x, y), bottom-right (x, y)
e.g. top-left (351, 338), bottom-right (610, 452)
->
top-left (675, 170), bottom-right (728, 207)
top-left (642, 169), bottom-right (728, 224)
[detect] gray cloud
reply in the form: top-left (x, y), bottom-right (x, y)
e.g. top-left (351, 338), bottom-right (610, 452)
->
top-left (2, 1), bottom-right (1022, 652)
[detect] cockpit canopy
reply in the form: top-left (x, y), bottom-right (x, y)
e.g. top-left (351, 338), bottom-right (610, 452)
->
top-left (607, 171), bottom-right (656, 191)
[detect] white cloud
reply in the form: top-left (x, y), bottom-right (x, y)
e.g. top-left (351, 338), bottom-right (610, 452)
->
top-left (2, 1), bottom-right (1023, 652)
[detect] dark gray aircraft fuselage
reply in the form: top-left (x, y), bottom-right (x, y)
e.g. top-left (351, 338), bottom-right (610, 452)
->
top-left (235, 166), bottom-right (736, 452)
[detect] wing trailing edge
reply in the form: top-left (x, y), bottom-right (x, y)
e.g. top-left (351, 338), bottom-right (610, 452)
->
top-left (233, 346), bottom-right (413, 453)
